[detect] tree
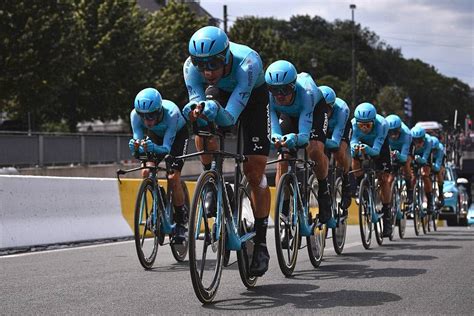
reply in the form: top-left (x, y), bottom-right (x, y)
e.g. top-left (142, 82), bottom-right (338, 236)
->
top-left (0, 0), bottom-right (83, 131)
top-left (376, 86), bottom-right (406, 117)
top-left (143, 1), bottom-right (208, 107)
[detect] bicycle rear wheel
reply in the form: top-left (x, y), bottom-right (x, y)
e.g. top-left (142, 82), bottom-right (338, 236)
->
top-left (188, 171), bottom-right (224, 304)
top-left (389, 181), bottom-right (399, 241)
top-left (413, 183), bottom-right (422, 236)
top-left (307, 175), bottom-right (326, 267)
top-left (170, 180), bottom-right (190, 262)
top-left (332, 177), bottom-right (346, 254)
top-left (236, 177), bottom-right (258, 288)
top-left (134, 178), bottom-right (160, 269)
top-left (358, 178), bottom-right (373, 249)
top-left (398, 183), bottom-right (407, 239)
top-left (274, 172), bottom-right (300, 276)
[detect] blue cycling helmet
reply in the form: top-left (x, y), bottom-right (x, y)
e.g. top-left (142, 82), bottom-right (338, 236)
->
top-left (430, 135), bottom-right (439, 148)
top-left (188, 26), bottom-right (230, 62)
top-left (354, 102), bottom-right (377, 122)
top-left (385, 114), bottom-right (402, 130)
top-left (134, 88), bottom-right (162, 113)
top-left (319, 86), bottom-right (336, 107)
top-left (265, 60), bottom-right (297, 86)
top-left (411, 126), bottom-right (426, 139)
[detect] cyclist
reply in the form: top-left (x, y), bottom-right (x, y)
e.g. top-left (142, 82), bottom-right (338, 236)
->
top-left (266, 60), bottom-right (332, 227)
top-left (410, 126), bottom-right (434, 213)
top-left (182, 26), bottom-right (271, 277)
top-left (385, 114), bottom-right (414, 204)
top-left (350, 103), bottom-right (393, 237)
top-left (429, 135), bottom-right (445, 206)
top-left (129, 87), bottom-right (189, 243)
top-left (319, 85), bottom-right (352, 210)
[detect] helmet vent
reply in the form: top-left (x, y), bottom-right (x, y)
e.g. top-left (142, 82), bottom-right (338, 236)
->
top-left (200, 41), bottom-right (205, 54)
top-left (208, 40), bottom-right (216, 52)
top-left (193, 40), bottom-right (197, 53)
top-left (282, 71), bottom-right (287, 81)
top-left (269, 73), bottom-right (273, 81)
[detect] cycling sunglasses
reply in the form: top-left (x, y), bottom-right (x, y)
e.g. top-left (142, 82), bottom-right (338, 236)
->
top-left (137, 109), bottom-right (162, 121)
top-left (191, 55), bottom-right (226, 72)
top-left (268, 83), bottom-right (295, 96)
top-left (388, 128), bottom-right (401, 136)
top-left (356, 121), bottom-right (374, 129)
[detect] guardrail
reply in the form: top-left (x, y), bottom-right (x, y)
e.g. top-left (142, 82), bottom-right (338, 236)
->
top-left (0, 131), bottom-right (238, 168)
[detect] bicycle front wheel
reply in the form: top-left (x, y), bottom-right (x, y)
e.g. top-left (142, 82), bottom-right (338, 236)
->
top-left (170, 180), bottom-right (190, 262)
top-left (398, 183), bottom-right (407, 239)
top-left (134, 178), bottom-right (160, 269)
top-left (413, 183), bottom-right (422, 236)
top-left (188, 170), bottom-right (224, 304)
top-left (274, 172), bottom-right (300, 276)
top-left (358, 178), bottom-right (373, 249)
top-left (332, 177), bottom-right (346, 255)
top-left (389, 181), bottom-right (399, 241)
top-left (236, 177), bottom-right (258, 288)
top-left (307, 175), bottom-right (326, 267)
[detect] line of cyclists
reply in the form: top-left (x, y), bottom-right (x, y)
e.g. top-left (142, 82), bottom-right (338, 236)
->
top-left (128, 26), bottom-right (446, 279)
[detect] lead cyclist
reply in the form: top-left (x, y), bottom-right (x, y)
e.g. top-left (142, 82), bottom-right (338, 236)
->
top-left (182, 26), bottom-right (271, 277)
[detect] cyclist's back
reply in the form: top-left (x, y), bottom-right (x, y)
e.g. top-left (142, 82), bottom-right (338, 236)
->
top-left (387, 121), bottom-right (411, 162)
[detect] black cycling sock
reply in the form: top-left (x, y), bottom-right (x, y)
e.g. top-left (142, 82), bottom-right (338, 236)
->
top-left (203, 163), bottom-right (212, 171)
top-left (356, 175), bottom-right (364, 186)
top-left (342, 173), bottom-right (350, 186)
top-left (318, 178), bottom-right (329, 195)
top-left (382, 203), bottom-right (391, 218)
top-left (174, 204), bottom-right (187, 224)
top-left (254, 217), bottom-right (268, 245)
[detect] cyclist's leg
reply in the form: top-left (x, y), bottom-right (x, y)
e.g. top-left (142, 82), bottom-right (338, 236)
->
top-left (437, 161), bottom-right (446, 205)
top-left (403, 155), bottom-right (414, 204)
top-left (422, 165), bottom-right (433, 213)
top-left (307, 100), bottom-right (331, 223)
top-left (375, 138), bottom-right (393, 236)
top-left (334, 120), bottom-right (352, 208)
top-left (167, 127), bottom-right (189, 242)
top-left (240, 83), bottom-right (271, 276)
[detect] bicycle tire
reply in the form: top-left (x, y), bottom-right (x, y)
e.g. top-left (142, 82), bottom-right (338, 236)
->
top-left (358, 178), bottom-right (372, 249)
top-left (188, 170), bottom-right (224, 304)
top-left (274, 172), bottom-right (300, 276)
top-left (413, 181), bottom-right (422, 236)
top-left (134, 178), bottom-right (159, 269)
top-left (398, 182), bottom-right (407, 239)
top-left (332, 177), bottom-right (346, 255)
top-left (236, 177), bottom-right (258, 288)
top-left (170, 180), bottom-right (190, 262)
top-left (307, 175), bottom-right (326, 267)
top-left (389, 180), bottom-right (399, 241)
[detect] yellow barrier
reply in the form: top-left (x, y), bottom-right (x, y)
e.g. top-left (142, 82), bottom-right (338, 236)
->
top-left (118, 179), bottom-right (359, 231)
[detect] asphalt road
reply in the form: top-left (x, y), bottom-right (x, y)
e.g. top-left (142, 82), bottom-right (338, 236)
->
top-left (2, 225), bottom-right (473, 315)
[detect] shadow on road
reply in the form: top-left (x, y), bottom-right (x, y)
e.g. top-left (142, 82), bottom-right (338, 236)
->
top-left (205, 283), bottom-right (401, 311)
top-left (147, 261), bottom-right (189, 273)
top-left (291, 263), bottom-right (426, 281)
top-left (326, 251), bottom-right (438, 263)
top-left (382, 241), bottom-right (462, 251)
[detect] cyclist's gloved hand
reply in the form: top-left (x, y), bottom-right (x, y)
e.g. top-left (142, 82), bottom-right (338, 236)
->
top-left (283, 133), bottom-right (298, 149)
top-left (144, 139), bottom-right (158, 153)
top-left (392, 150), bottom-right (401, 161)
top-left (128, 139), bottom-right (144, 156)
top-left (182, 101), bottom-right (197, 121)
top-left (271, 133), bottom-right (282, 144)
top-left (415, 155), bottom-right (426, 165)
top-left (202, 100), bottom-right (220, 122)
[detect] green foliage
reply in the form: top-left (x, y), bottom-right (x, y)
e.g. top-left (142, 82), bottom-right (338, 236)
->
top-left (1, 4), bottom-right (472, 132)
top-left (143, 1), bottom-right (207, 105)
top-left (376, 86), bottom-right (406, 117)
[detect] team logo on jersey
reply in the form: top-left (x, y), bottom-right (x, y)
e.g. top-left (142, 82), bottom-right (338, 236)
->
top-left (239, 92), bottom-right (251, 100)
top-left (323, 113), bottom-right (328, 134)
